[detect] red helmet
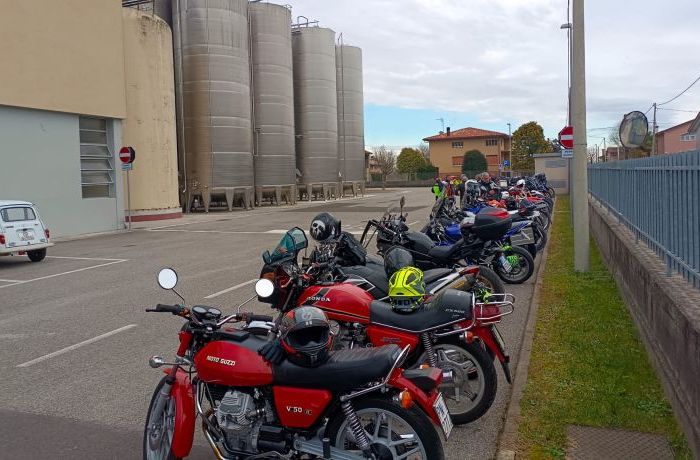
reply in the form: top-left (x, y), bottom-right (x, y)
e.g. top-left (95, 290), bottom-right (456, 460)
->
top-left (280, 306), bottom-right (332, 367)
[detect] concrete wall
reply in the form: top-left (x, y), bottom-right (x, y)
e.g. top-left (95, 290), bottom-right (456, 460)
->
top-left (429, 137), bottom-right (510, 177)
top-left (0, 106), bottom-right (124, 237)
top-left (121, 9), bottom-right (181, 220)
top-left (0, 0), bottom-right (126, 119)
top-left (589, 198), bottom-right (700, 456)
top-left (534, 153), bottom-right (569, 194)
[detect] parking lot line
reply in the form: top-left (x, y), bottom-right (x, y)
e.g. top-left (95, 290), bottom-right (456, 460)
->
top-left (0, 259), bottom-right (127, 290)
top-left (16, 324), bottom-right (138, 368)
top-left (47, 256), bottom-right (124, 262)
top-left (204, 279), bottom-right (257, 299)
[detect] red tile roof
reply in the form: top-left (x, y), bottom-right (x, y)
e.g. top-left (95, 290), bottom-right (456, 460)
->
top-left (423, 127), bottom-right (509, 141)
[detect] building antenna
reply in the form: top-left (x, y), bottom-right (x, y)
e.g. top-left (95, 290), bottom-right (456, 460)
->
top-left (436, 118), bottom-right (445, 132)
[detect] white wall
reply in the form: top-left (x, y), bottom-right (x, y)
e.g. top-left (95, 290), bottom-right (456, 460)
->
top-left (0, 105), bottom-right (124, 237)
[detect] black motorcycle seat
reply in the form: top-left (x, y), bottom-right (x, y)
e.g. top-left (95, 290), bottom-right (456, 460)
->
top-left (369, 288), bottom-right (473, 332)
top-left (273, 345), bottom-right (401, 392)
top-left (423, 268), bottom-right (454, 284)
top-left (428, 243), bottom-right (461, 262)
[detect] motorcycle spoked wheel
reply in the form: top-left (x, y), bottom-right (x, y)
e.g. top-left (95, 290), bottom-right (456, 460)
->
top-left (143, 376), bottom-right (179, 460)
top-left (493, 245), bottom-right (535, 284)
top-left (420, 341), bottom-right (497, 425)
top-left (325, 396), bottom-right (444, 460)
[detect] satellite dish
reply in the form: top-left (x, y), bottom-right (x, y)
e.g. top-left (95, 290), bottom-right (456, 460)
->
top-left (619, 111), bottom-right (649, 149)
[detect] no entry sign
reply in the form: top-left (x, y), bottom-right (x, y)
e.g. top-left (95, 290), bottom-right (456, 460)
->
top-left (558, 126), bottom-right (574, 150)
top-left (119, 146), bottom-right (136, 164)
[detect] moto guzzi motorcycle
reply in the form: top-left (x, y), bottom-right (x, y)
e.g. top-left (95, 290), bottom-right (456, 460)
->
top-left (259, 228), bottom-right (515, 425)
top-left (143, 265), bottom-right (450, 460)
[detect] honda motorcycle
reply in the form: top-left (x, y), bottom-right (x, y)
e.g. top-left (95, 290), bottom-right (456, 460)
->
top-left (143, 262), bottom-right (450, 459)
top-left (259, 229), bottom-right (515, 425)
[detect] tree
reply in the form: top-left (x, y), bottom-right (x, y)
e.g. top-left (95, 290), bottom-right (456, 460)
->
top-left (511, 121), bottom-right (552, 173)
top-left (461, 149), bottom-right (488, 179)
top-left (417, 142), bottom-right (430, 161)
top-left (373, 145), bottom-right (396, 190)
top-left (608, 123), bottom-right (621, 147)
top-left (396, 148), bottom-right (426, 180)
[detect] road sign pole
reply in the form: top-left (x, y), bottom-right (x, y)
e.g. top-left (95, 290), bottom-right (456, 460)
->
top-left (126, 169), bottom-right (132, 231)
top-left (571, 0), bottom-right (589, 272)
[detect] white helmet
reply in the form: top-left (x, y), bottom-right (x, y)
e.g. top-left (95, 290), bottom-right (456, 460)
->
top-left (501, 191), bottom-right (510, 199)
top-left (516, 179), bottom-right (525, 187)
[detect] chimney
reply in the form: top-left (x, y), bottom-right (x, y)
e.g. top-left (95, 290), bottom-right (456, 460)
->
top-left (446, 127), bottom-right (451, 136)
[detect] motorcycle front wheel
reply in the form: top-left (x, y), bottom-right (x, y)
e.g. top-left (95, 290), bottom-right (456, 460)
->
top-left (493, 245), bottom-right (535, 284)
top-left (143, 377), bottom-right (179, 460)
top-left (325, 396), bottom-right (444, 460)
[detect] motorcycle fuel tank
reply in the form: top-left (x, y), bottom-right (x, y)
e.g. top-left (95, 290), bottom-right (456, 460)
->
top-left (298, 283), bottom-right (374, 323)
top-left (195, 340), bottom-right (273, 387)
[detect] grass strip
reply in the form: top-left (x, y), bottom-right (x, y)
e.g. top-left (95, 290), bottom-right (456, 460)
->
top-left (516, 195), bottom-right (689, 458)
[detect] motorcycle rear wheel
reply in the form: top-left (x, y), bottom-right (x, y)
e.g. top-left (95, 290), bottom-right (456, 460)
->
top-left (493, 245), bottom-right (535, 284)
top-left (474, 265), bottom-right (505, 296)
top-left (534, 225), bottom-right (547, 252)
top-left (426, 341), bottom-right (497, 425)
top-left (143, 377), bottom-right (179, 460)
top-left (325, 396), bottom-right (444, 460)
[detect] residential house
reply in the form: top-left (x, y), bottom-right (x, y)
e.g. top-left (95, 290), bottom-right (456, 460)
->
top-left (423, 127), bottom-right (511, 177)
top-left (688, 112), bottom-right (700, 150)
top-left (655, 119), bottom-right (696, 155)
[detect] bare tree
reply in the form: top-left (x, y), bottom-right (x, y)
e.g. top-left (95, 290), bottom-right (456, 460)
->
top-left (417, 142), bottom-right (430, 160)
top-left (373, 145), bottom-right (396, 190)
top-left (608, 123), bottom-right (621, 146)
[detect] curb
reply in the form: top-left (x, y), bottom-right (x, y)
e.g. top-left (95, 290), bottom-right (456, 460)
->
top-left (496, 200), bottom-right (557, 458)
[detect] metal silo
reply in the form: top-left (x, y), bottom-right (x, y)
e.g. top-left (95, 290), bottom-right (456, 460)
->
top-left (250, 2), bottom-right (296, 206)
top-left (292, 26), bottom-right (339, 200)
top-left (336, 44), bottom-right (365, 196)
top-left (173, 0), bottom-right (254, 212)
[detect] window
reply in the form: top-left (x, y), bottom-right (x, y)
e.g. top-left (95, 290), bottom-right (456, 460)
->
top-left (451, 141), bottom-right (463, 148)
top-left (79, 117), bottom-right (114, 198)
top-left (680, 133), bottom-right (696, 142)
top-left (485, 139), bottom-right (499, 146)
top-left (0, 207), bottom-right (36, 222)
top-left (452, 156), bottom-right (463, 166)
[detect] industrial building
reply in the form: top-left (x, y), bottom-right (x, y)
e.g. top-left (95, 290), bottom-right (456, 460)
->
top-left (0, 0), bottom-right (366, 236)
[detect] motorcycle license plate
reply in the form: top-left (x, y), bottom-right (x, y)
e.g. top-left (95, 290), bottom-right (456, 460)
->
top-left (491, 325), bottom-right (506, 353)
top-left (499, 255), bottom-right (512, 272)
top-left (18, 229), bottom-right (35, 242)
top-left (433, 393), bottom-right (453, 439)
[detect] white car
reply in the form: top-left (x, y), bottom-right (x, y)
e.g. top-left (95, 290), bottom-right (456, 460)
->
top-left (0, 200), bottom-right (53, 262)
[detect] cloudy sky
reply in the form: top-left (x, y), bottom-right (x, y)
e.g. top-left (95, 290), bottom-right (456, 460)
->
top-left (287, 0), bottom-right (700, 149)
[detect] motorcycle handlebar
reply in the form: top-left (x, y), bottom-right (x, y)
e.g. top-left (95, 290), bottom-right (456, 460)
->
top-left (145, 304), bottom-right (185, 315)
top-left (247, 314), bottom-right (274, 323)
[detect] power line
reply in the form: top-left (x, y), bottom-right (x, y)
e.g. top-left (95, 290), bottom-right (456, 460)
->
top-left (644, 104), bottom-right (654, 115)
top-left (657, 74), bottom-right (700, 106)
top-left (657, 107), bottom-right (698, 113)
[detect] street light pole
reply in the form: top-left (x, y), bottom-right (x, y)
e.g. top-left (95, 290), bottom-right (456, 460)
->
top-left (507, 122), bottom-right (512, 176)
top-left (571, 0), bottom-right (590, 271)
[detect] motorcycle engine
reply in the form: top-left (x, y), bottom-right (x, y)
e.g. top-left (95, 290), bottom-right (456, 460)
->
top-left (330, 321), bottom-right (367, 349)
top-left (216, 390), bottom-right (265, 452)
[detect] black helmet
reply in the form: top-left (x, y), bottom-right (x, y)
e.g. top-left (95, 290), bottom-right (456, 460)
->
top-left (309, 213), bottom-right (340, 242)
top-left (383, 246), bottom-right (414, 279)
top-left (280, 306), bottom-right (332, 367)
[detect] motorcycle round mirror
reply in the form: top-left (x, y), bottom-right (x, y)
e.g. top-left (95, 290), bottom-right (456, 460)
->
top-left (255, 278), bottom-right (275, 298)
top-left (157, 268), bottom-right (178, 290)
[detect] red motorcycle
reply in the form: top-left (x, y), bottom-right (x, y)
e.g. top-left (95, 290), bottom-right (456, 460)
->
top-left (143, 267), bottom-right (450, 459)
top-left (259, 228), bottom-right (514, 425)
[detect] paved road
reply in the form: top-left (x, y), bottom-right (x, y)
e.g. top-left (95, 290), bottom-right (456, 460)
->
top-left (0, 188), bottom-right (538, 459)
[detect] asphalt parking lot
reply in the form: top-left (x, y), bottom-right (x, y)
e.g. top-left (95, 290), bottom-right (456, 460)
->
top-left (0, 188), bottom-right (538, 460)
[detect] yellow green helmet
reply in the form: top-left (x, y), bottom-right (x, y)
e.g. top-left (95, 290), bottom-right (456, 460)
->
top-left (388, 266), bottom-right (426, 312)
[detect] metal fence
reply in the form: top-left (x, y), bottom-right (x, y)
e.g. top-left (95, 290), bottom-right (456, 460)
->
top-left (588, 149), bottom-right (700, 288)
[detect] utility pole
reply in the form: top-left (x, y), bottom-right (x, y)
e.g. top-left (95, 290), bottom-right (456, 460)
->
top-left (651, 103), bottom-right (657, 155)
top-left (571, 0), bottom-right (589, 271)
top-left (601, 137), bottom-right (606, 161)
top-left (507, 122), bottom-right (512, 176)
